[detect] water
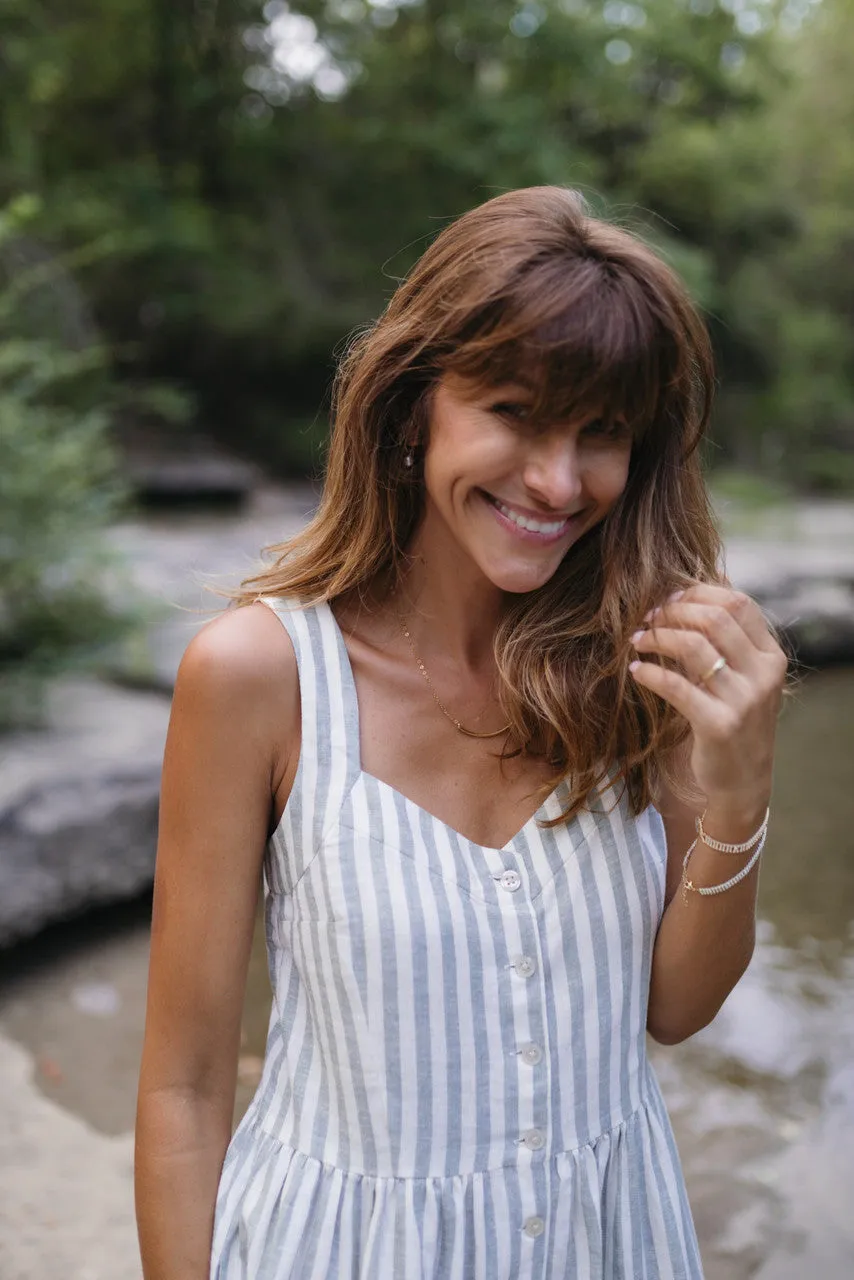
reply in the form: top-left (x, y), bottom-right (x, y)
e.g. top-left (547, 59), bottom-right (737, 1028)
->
top-left (652, 666), bottom-right (854, 1278)
top-left (0, 666), bottom-right (852, 1275)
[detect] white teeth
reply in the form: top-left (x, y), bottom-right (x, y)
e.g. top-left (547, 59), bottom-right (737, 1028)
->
top-left (493, 498), bottom-right (568, 535)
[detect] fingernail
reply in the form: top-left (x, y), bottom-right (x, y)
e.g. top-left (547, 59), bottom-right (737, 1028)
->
top-left (630, 629), bottom-right (644, 645)
top-left (668, 589), bottom-right (684, 602)
top-left (629, 660), bottom-right (641, 673)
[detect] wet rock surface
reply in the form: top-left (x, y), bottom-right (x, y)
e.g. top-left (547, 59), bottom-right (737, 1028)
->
top-left (117, 424), bottom-right (263, 508)
top-left (753, 574), bottom-right (854, 667)
top-left (721, 499), bottom-right (854, 666)
top-left (0, 483), bottom-right (314, 945)
top-left (0, 680), bottom-right (168, 947)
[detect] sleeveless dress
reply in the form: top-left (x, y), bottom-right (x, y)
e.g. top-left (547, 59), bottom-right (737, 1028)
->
top-left (210, 596), bottom-right (704, 1279)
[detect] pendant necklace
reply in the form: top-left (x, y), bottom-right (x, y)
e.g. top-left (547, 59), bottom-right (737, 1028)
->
top-left (397, 614), bottom-right (511, 740)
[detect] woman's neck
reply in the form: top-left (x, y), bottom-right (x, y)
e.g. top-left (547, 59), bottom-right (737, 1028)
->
top-left (382, 522), bottom-right (506, 675)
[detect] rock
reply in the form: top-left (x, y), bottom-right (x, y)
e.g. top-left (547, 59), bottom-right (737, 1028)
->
top-left (125, 450), bottom-right (262, 507)
top-left (753, 576), bottom-right (854, 667)
top-left (117, 424), bottom-right (263, 508)
top-left (723, 503), bottom-right (854, 667)
top-left (0, 679), bottom-right (169, 947)
top-left (102, 480), bottom-right (317, 690)
top-left (0, 484), bottom-right (317, 948)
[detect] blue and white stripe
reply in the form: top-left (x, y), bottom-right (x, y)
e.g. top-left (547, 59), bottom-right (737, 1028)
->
top-left (210, 596), bottom-right (703, 1278)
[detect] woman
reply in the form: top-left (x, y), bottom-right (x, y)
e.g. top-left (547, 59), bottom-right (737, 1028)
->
top-left (135, 186), bottom-right (787, 1278)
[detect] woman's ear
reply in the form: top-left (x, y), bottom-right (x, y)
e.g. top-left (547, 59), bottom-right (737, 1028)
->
top-left (408, 380), bottom-right (438, 452)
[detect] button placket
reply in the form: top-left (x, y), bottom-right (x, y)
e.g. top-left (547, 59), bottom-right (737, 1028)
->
top-left (506, 942), bottom-right (546, 1123)
top-left (495, 871), bottom-right (547, 1242)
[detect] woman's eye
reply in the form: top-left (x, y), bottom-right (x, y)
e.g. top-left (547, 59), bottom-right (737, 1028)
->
top-left (490, 401), bottom-right (531, 421)
top-left (582, 416), bottom-right (629, 439)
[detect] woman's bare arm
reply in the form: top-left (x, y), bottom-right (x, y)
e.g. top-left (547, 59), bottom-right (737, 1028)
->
top-left (633, 584), bottom-right (786, 1046)
top-left (649, 781), bottom-right (764, 1044)
top-left (135, 602), bottom-right (298, 1279)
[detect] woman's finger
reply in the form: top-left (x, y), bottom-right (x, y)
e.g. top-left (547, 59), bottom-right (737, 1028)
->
top-left (643, 603), bottom-right (771, 678)
top-left (649, 584), bottom-right (779, 655)
top-left (631, 624), bottom-right (740, 692)
top-left (628, 657), bottom-right (736, 725)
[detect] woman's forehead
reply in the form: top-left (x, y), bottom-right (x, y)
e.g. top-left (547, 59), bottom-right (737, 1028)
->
top-left (438, 366), bottom-right (632, 424)
top-left (438, 372), bottom-right (530, 398)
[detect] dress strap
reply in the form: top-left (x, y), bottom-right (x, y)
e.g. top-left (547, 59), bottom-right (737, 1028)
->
top-left (256, 595), bottom-right (361, 889)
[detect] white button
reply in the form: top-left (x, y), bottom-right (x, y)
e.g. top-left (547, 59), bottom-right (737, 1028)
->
top-left (523, 1215), bottom-right (545, 1238)
top-left (520, 1127), bottom-right (545, 1151)
top-left (513, 954), bottom-right (537, 978)
top-left (499, 869), bottom-right (522, 892)
top-left (520, 1042), bottom-right (542, 1066)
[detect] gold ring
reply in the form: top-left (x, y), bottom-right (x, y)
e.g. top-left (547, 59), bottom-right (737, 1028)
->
top-left (698, 654), bottom-right (728, 686)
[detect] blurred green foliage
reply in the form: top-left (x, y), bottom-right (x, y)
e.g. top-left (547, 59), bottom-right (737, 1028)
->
top-left (0, 0), bottom-right (853, 486)
top-left (0, 205), bottom-right (150, 729)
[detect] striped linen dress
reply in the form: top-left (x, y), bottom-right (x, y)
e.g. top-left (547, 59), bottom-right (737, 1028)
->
top-left (210, 596), bottom-right (703, 1278)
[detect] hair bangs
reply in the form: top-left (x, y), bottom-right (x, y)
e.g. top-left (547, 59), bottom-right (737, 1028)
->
top-left (438, 255), bottom-right (668, 435)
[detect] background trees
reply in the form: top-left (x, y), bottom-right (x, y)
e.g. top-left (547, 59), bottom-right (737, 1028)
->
top-left (0, 0), bottom-right (852, 483)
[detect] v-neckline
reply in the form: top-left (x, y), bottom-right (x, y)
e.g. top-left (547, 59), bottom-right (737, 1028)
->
top-left (323, 600), bottom-right (565, 854)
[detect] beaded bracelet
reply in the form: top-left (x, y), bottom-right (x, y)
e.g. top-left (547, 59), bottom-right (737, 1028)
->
top-left (695, 807), bottom-right (769, 854)
top-left (681, 828), bottom-right (767, 903)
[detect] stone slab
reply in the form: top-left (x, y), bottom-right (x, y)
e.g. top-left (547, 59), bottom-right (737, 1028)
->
top-left (0, 680), bottom-right (169, 947)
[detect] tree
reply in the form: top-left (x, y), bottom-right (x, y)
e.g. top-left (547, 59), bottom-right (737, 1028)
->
top-left (2, 0), bottom-right (852, 486)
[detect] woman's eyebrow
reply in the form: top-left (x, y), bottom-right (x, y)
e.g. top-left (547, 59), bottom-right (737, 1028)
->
top-left (487, 382), bottom-right (535, 398)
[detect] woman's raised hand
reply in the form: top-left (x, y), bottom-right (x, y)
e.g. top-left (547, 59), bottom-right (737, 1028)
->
top-left (628, 584), bottom-right (789, 813)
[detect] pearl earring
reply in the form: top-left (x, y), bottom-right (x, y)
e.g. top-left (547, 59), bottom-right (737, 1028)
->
top-left (403, 451), bottom-right (414, 469)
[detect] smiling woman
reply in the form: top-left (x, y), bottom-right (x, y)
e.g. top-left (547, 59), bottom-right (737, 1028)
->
top-left (219, 184), bottom-right (721, 812)
top-left (135, 186), bottom-right (788, 1280)
top-left (418, 374), bottom-right (634, 594)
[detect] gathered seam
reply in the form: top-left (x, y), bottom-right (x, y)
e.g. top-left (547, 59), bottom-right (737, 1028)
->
top-left (248, 1092), bottom-right (652, 1185)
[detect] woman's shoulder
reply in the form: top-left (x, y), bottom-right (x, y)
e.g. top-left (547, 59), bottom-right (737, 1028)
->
top-left (182, 599), bottom-right (298, 685)
top-left (176, 601), bottom-right (300, 761)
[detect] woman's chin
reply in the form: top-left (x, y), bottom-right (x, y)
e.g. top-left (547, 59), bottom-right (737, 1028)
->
top-left (480, 552), bottom-right (567, 596)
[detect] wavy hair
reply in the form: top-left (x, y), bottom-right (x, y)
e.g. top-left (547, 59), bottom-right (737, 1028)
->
top-left (223, 186), bottom-right (724, 821)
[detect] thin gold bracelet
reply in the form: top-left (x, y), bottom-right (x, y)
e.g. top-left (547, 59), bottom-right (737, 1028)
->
top-left (681, 829), bottom-right (767, 903)
top-left (695, 807), bottom-right (769, 855)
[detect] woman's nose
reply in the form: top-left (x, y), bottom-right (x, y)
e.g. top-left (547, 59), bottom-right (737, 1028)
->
top-left (522, 437), bottom-right (584, 510)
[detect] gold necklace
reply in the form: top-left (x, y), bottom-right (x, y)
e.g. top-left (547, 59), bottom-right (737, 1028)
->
top-left (397, 614), bottom-right (511, 740)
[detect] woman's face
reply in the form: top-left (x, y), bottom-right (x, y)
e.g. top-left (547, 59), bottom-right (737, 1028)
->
top-left (418, 373), bottom-right (633, 595)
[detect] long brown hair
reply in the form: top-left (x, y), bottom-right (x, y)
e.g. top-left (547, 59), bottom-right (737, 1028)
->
top-left (222, 186), bottom-right (723, 820)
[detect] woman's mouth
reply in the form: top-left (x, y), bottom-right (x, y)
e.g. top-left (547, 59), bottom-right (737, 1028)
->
top-left (480, 491), bottom-right (582, 543)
